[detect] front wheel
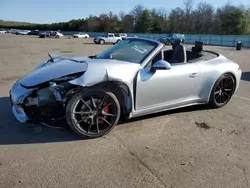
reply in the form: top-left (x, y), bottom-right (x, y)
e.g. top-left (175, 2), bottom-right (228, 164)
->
top-left (66, 89), bottom-right (121, 138)
top-left (209, 74), bottom-right (235, 108)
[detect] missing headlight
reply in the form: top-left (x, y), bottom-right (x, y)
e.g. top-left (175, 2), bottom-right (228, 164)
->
top-left (52, 71), bottom-right (85, 83)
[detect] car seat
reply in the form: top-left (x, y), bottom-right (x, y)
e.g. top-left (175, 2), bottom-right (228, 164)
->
top-left (169, 44), bottom-right (187, 64)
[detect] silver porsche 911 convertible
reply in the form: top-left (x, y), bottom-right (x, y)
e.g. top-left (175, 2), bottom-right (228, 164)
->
top-left (10, 38), bottom-right (242, 138)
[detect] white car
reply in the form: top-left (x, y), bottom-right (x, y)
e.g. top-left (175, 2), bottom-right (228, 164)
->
top-left (17, 30), bottom-right (31, 35)
top-left (55, 31), bottom-right (64, 38)
top-left (0, 29), bottom-right (7, 33)
top-left (73, 33), bottom-right (89, 38)
top-left (94, 33), bottom-right (122, 44)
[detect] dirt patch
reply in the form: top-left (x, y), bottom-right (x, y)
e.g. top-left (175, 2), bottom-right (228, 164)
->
top-left (0, 75), bottom-right (21, 82)
top-left (195, 121), bottom-right (211, 130)
top-left (60, 50), bottom-right (73, 53)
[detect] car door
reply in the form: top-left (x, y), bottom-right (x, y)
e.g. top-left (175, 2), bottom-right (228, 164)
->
top-left (106, 34), bottom-right (114, 43)
top-left (135, 61), bottom-right (201, 110)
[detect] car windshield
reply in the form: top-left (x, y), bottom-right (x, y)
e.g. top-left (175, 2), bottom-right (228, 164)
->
top-left (95, 39), bottom-right (158, 64)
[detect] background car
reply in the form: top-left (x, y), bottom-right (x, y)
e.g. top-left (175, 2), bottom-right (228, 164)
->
top-left (28, 30), bottom-right (40, 35)
top-left (119, 33), bottom-right (127, 40)
top-left (159, 33), bottom-right (185, 45)
top-left (39, 31), bottom-right (63, 38)
top-left (93, 33), bottom-right (122, 44)
top-left (16, 30), bottom-right (31, 35)
top-left (0, 28), bottom-right (7, 33)
top-left (73, 32), bottom-right (89, 38)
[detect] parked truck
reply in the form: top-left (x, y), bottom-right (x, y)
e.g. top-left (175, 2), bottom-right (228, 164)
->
top-left (93, 33), bottom-right (122, 44)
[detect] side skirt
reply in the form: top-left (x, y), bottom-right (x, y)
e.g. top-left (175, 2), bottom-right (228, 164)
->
top-left (128, 101), bottom-right (207, 119)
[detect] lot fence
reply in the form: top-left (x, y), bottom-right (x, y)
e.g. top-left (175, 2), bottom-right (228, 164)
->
top-left (61, 31), bottom-right (250, 48)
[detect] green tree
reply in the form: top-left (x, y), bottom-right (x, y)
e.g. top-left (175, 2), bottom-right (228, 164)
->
top-left (151, 17), bottom-right (162, 33)
top-left (217, 5), bottom-right (245, 34)
top-left (135, 9), bottom-right (152, 33)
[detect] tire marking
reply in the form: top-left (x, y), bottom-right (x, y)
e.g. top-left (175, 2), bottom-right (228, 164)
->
top-left (234, 95), bottom-right (250, 101)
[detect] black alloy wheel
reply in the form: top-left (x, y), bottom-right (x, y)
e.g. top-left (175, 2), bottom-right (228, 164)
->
top-left (66, 89), bottom-right (120, 138)
top-left (209, 74), bottom-right (235, 108)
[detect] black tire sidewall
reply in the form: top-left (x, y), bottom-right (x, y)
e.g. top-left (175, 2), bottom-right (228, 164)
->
top-left (66, 88), bottom-right (121, 138)
top-left (209, 74), bottom-right (235, 108)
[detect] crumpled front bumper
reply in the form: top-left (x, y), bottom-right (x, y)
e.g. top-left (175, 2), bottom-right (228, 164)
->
top-left (9, 81), bottom-right (33, 123)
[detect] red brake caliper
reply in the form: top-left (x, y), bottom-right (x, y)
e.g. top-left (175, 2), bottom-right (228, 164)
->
top-left (99, 101), bottom-right (109, 124)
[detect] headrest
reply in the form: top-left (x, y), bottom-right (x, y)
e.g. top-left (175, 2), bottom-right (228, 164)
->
top-left (172, 39), bottom-right (181, 49)
top-left (192, 41), bottom-right (203, 53)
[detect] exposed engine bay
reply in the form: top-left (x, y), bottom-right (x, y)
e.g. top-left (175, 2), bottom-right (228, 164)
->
top-left (22, 82), bottom-right (77, 124)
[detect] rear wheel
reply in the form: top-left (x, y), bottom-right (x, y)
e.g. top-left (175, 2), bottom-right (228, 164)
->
top-left (66, 89), bottom-right (121, 138)
top-left (209, 74), bottom-right (235, 108)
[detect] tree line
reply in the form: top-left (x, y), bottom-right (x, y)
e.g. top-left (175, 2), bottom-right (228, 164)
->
top-left (2, 0), bottom-right (250, 35)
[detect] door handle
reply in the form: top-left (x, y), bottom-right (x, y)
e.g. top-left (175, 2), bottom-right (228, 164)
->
top-left (189, 72), bottom-right (198, 77)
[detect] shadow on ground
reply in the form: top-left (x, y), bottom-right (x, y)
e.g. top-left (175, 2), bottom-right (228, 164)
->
top-left (0, 96), bottom-right (210, 145)
top-left (241, 71), bottom-right (250, 81)
top-left (0, 97), bottom-right (83, 145)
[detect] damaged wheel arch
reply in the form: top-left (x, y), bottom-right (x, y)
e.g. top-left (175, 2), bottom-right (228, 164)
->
top-left (87, 81), bottom-right (133, 119)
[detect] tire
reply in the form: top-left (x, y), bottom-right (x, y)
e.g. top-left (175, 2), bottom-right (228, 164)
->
top-left (55, 35), bottom-right (59, 38)
top-left (116, 40), bottom-right (121, 43)
top-left (99, 39), bottom-right (105, 45)
top-left (66, 88), bottom-right (121, 138)
top-left (209, 74), bottom-right (235, 108)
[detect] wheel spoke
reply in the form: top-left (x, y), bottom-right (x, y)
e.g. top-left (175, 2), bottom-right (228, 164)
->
top-left (224, 79), bottom-right (232, 88)
top-left (222, 93), bottom-right (225, 103)
top-left (219, 94), bottom-right (222, 103)
top-left (97, 95), bottom-right (107, 109)
top-left (224, 88), bottom-right (232, 92)
top-left (102, 110), bottom-right (115, 116)
top-left (87, 123), bottom-right (93, 133)
top-left (215, 95), bottom-right (220, 101)
top-left (223, 92), bottom-right (230, 98)
top-left (77, 118), bottom-right (86, 124)
top-left (214, 90), bottom-right (220, 95)
top-left (73, 111), bottom-right (92, 115)
top-left (80, 99), bottom-right (92, 111)
top-left (96, 118), bottom-right (100, 133)
top-left (102, 102), bottom-right (113, 110)
top-left (99, 117), bottom-right (112, 126)
top-left (91, 97), bottom-right (97, 108)
top-left (217, 82), bottom-right (222, 90)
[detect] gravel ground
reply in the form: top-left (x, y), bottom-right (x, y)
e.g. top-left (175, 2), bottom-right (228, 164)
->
top-left (0, 34), bottom-right (250, 188)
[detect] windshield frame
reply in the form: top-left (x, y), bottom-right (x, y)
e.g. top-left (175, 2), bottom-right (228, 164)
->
top-left (95, 38), bottom-right (159, 64)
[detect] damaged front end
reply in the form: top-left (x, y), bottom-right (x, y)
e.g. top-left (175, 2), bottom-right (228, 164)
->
top-left (10, 71), bottom-right (85, 125)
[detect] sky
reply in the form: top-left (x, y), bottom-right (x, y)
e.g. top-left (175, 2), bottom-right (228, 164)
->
top-left (0, 0), bottom-right (249, 24)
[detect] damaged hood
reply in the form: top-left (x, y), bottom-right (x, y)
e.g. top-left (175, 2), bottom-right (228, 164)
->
top-left (19, 55), bottom-right (141, 87)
